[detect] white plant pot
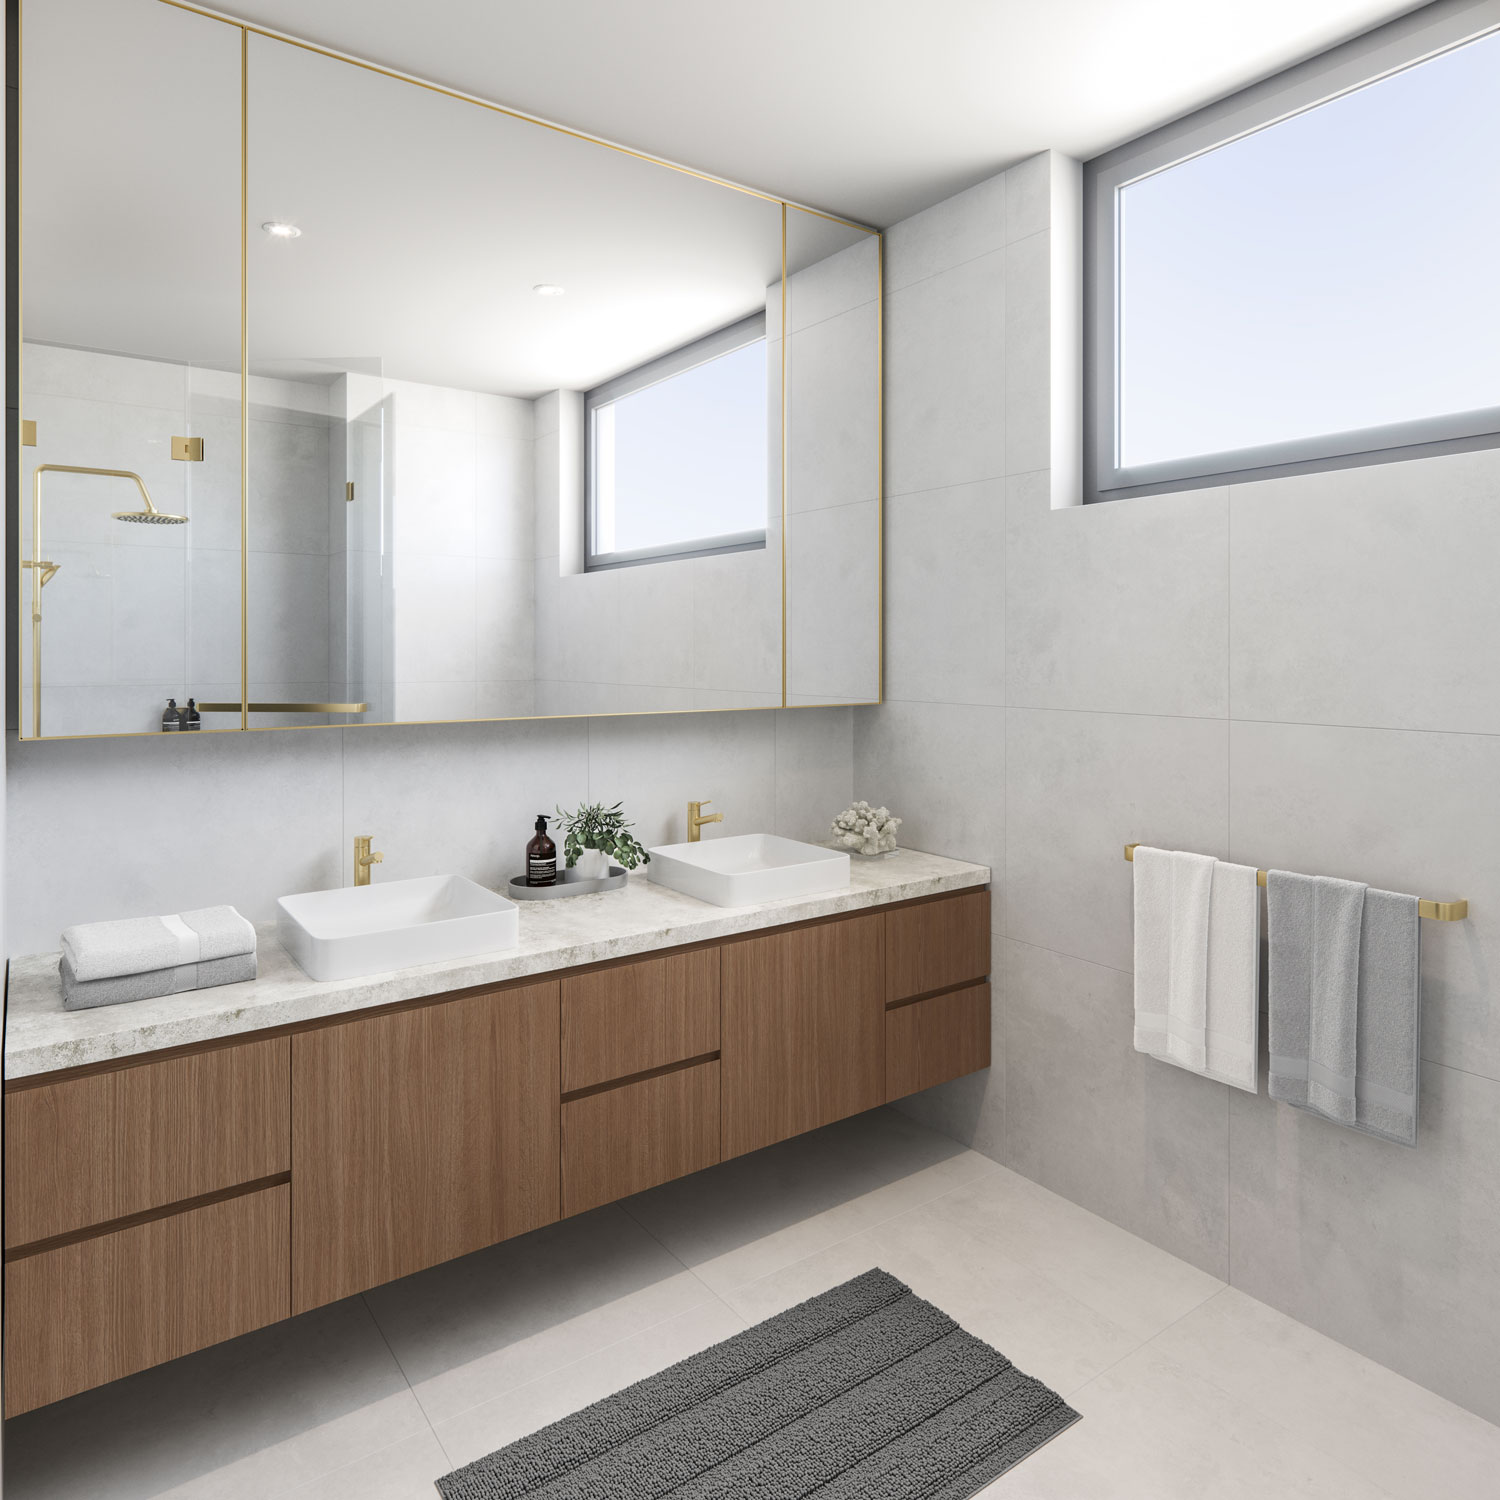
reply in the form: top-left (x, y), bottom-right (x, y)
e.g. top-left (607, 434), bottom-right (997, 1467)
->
top-left (572, 848), bottom-right (610, 881)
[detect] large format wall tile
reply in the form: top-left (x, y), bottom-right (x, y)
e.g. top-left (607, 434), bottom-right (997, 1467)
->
top-left (342, 717), bottom-right (589, 889)
top-left (587, 709), bottom-right (777, 850)
top-left (1003, 228), bottom-right (1050, 478)
top-left (1229, 719), bottom-right (1500, 1084)
top-left (853, 699), bottom-right (1003, 876)
top-left (5, 727), bottom-right (343, 953)
top-left (1228, 1059), bottom-right (1500, 1425)
top-left (1229, 447), bottom-right (1500, 733)
top-left (884, 479), bottom-right (1004, 708)
top-left (1006, 479), bottom-right (1230, 718)
top-left (1001, 938), bottom-right (1231, 1278)
top-left (883, 172), bottom-right (1005, 294)
top-left (884, 249), bottom-right (1005, 497)
top-left (774, 707), bottom-right (853, 844)
top-left (1005, 707), bottom-right (1229, 971)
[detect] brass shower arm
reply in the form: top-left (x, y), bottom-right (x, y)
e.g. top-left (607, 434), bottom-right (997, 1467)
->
top-left (27, 463), bottom-right (185, 739)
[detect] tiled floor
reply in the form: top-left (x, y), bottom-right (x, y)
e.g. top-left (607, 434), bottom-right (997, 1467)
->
top-left (6, 1107), bottom-right (1499, 1498)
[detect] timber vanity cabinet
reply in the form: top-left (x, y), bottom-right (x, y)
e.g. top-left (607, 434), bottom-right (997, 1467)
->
top-left (2, 888), bottom-right (990, 1415)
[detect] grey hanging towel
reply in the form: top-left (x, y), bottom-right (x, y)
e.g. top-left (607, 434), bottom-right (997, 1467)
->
top-left (1353, 888), bottom-right (1421, 1146)
top-left (1267, 870), bottom-right (1364, 1123)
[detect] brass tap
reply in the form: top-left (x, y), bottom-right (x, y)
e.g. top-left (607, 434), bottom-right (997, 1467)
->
top-left (353, 834), bottom-right (384, 887)
top-left (687, 800), bottom-right (723, 843)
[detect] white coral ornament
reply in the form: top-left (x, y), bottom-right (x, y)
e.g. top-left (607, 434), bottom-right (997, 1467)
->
top-left (830, 800), bottom-right (901, 856)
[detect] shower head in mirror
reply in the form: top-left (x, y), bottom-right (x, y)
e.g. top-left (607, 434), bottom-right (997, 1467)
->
top-left (113, 504), bottom-right (188, 525)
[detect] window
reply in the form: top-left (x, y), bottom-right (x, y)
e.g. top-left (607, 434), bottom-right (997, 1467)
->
top-left (1085, 4), bottom-right (1500, 500)
top-left (586, 313), bottom-right (767, 569)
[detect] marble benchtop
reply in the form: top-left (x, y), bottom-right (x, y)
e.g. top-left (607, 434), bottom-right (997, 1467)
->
top-left (3, 849), bottom-right (989, 1080)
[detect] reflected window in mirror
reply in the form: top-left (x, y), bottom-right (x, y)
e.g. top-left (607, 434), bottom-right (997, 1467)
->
top-left (585, 313), bottom-right (768, 570)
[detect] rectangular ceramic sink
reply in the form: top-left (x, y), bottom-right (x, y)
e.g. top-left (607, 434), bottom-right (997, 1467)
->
top-left (277, 874), bottom-right (519, 981)
top-left (648, 833), bottom-right (850, 908)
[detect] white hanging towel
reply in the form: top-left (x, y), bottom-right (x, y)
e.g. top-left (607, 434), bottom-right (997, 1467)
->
top-left (1134, 848), bottom-right (1261, 1093)
top-left (1132, 847), bottom-right (1213, 1073)
top-left (1202, 859), bottom-right (1261, 1092)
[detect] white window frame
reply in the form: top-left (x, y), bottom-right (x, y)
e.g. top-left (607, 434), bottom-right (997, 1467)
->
top-left (585, 312), bottom-right (768, 570)
top-left (1084, 0), bottom-right (1500, 502)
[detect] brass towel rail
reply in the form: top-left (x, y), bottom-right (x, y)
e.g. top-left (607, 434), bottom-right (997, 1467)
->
top-left (1123, 844), bottom-right (1468, 922)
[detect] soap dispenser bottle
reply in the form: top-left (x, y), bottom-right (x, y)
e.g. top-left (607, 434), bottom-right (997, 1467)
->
top-left (526, 814), bottom-right (558, 887)
top-left (183, 698), bottom-right (202, 732)
top-left (161, 698), bottom-right (182, 732)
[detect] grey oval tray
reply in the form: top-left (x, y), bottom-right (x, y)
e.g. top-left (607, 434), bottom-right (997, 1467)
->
top-left (508, 866), bottom-right (628, 900)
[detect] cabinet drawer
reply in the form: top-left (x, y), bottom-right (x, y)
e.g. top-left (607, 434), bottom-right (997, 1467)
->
top-left (884, 890), bottom-right (990, 1004)
top-left (4, 1038), bottom-right (291, 1249)
top-left (562, 948), bottom-right (720, 1093)
top-left (3, 1183), bottom-right (290, 1417)
top-left (886, 983), bottom-right (991, 1100)
top-left (562, 1061), bottom-right (720, 1217)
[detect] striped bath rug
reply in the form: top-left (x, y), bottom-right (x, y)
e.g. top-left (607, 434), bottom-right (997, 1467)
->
top-left (437, 1267), bottom-right (1079, 1499)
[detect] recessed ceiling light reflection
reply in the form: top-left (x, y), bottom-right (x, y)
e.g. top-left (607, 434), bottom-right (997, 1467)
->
top-left (262, 221), bottom-right (302, 239)
top-left (532, 283), bottom-right (565, 297)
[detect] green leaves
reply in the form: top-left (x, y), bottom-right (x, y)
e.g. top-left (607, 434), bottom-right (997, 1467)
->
top-left (554, 800), bottom-right (652, 871)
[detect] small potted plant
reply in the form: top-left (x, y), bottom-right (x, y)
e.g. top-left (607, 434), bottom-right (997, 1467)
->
top-left (554, 801), bottom-right (652, 882)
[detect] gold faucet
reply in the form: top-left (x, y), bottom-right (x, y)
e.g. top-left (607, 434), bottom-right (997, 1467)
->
top-left (353, 834), bottom-right (384, 886)
top-left (687, 800), bottom-right (723, 843)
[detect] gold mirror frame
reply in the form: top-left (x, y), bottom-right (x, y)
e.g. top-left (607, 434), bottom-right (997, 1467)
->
top-left (13, 0), bottom-right (883, 739)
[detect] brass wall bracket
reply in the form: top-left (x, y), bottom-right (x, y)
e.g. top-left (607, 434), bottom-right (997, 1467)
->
top-left (21, 419), bottom-right (36, 447)
top-left (171, 436), bottom-right (205, 462)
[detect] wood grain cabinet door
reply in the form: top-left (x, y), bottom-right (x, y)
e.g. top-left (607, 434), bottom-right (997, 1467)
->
top-left (721, 912), bottom-right (884, 1158)
top-left (4, 1038), bottom-right (290, 1248)
top-left (291, 982), bottom-right (560, 1312)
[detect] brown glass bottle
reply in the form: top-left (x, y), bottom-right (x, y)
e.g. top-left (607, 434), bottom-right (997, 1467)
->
top-left (526, 814), bottom-right (558, 887)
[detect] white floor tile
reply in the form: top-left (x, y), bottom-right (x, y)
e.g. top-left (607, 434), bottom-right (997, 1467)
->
top-left (924, 1164), bottom-right (1225, 1341)
top-left (983, 1336), bottom-right (1400, 1500)
top-left (1142, 1288), bottom-right (1500, 1500)
top-left (360, 1202), bottom-right (714, 1425)
top-left (1, 1299), bottom-right (428, 1500)
top-left (719, 1202), bottom-right (1145, 1398)
top-left (286, 1429), bottom-right (452, 1500)
top-left (620, 1106), bottom-right (999, 1295)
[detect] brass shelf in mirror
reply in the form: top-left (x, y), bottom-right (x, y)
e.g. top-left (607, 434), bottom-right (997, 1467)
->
top-left (12, 0), bottom-right (883, 741)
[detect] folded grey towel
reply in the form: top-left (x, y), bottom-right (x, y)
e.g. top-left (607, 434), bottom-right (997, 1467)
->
top-left (59, 950), bottom-right (258, 1011)
top-left (1353, 888), bottom-right (1421, 1146)
top-left (61, 906), bottom-right (255, 982)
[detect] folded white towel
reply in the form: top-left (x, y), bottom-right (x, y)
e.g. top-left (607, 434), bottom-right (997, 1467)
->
top-left (61, 906), bottom-right (256, 983)
top-left (1202, 860), bottom-right (1260, 1092)
top-left (1133, 846), bottom-right (1214, 1072)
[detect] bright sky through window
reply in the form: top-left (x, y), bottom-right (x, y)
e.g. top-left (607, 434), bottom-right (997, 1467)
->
top-left (1117, 27), bottom-right (1500, 470)
top-left (593, 339), bottom-right (767, 557)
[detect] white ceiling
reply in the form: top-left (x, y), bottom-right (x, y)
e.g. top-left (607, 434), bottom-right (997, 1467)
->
top-left (212, 0), bottom-right (1424, 227)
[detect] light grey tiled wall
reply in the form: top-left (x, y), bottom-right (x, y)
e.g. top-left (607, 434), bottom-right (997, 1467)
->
top-left (863, 151), bottom-right (1500, 1424)
top-left (4, 704), bottom-right (852, 956)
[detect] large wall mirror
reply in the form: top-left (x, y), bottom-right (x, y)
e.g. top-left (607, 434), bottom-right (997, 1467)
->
top-left (14, 0), bottom-right (882, 738)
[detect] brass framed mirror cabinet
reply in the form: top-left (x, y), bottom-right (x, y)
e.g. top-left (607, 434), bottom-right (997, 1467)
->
top-left (10, 0), bottom-right (883, 740)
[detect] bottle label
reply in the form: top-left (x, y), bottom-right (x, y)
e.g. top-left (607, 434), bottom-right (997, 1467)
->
top-left (527, 857), bottom-right (557, 885)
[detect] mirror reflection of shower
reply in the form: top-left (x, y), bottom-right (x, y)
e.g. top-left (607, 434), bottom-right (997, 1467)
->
top-left (27, 462), bottom-right (192, 738)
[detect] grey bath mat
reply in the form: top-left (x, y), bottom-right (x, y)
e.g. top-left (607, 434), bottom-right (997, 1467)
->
top-left (436, 1267), bottom-right (1080, 1500)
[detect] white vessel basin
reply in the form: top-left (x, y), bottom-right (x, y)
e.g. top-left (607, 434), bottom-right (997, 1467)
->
top-left (277, 874), bottom-right (519, 982)
top-left (648, 833), bottom-right (850, 908)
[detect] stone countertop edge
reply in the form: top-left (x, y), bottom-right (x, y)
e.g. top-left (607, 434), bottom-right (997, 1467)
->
top-left (3, 849), bottom-right (990, 1079)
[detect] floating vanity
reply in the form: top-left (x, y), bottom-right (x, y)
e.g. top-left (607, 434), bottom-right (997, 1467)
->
top-left (1, 849), bottom-right (991, 1416)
